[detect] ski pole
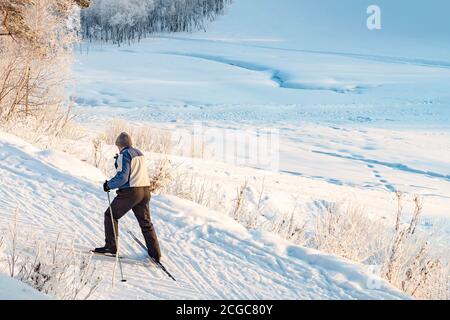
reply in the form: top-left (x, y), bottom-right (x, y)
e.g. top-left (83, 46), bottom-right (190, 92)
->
top-left (107, 191), bottom-right (127, 283)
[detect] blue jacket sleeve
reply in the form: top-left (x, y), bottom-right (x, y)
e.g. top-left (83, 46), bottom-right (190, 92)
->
top-left (107, 151), bottom-right (131, 190)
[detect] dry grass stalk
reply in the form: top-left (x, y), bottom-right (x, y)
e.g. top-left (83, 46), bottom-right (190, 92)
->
top-left (105, 119), bottom-right (173, 155)
top-left (0, 218), bottom-right (101, 300)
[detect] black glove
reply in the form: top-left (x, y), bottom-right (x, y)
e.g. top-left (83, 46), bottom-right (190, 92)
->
top-left (103, 180), bottom-right (110, 192)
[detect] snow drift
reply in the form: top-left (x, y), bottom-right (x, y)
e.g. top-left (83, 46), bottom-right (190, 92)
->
top-left (0, 274), bottom-right (49, 300)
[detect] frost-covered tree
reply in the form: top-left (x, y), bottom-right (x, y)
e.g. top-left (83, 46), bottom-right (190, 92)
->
top-left (0, 0), bottom-right (88, 122)
top-left (0, 0), bottom-right (89, 42)
top-left (0, 0), bottom-right (34, 39)
top-left (80, 0), bottom-right (232, 44)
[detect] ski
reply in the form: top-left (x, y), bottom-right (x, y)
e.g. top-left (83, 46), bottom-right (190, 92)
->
top-left (127, 230), bottom-right (177, 282)
top-left (89, 252), bottom-right (140, 266)
top-left (91, 251), bottom-right (117, 258)
top-left (60, 247), bottom-right (151, 267)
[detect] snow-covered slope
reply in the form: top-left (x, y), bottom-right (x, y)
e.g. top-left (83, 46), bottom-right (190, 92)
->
top-left (0, 274), bottom-right (49, 300)
top-left (0, 133), bottom-right (407, 300)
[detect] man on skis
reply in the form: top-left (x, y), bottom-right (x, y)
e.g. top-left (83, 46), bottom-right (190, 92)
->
top-left (94, 132), bottom-right (162, 263)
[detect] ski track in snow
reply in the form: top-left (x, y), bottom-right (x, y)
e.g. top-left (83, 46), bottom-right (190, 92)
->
top-left (0, 134), bottom-right (407, 300)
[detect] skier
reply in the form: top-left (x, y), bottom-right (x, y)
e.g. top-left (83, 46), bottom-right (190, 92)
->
top-left (94, 132), bottom-right (162, 263)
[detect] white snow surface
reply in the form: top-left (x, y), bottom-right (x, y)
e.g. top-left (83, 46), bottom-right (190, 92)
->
top-left (0, 273), bottom-right (49, 300)
top-left (0, 132), bottom-right (407, 300)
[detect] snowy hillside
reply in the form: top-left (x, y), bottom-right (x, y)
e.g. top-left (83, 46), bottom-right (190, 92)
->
top-left (0, 132), bottom-right (407, 299)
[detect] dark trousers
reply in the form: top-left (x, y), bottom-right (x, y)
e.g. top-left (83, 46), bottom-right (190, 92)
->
top-left (104, 187), bottom-right (161, 261)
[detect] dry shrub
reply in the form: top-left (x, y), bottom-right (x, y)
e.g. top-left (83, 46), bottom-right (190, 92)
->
top-left (0, 0), bottom-right (81, 123)
top-left (231, 180), bottom-right (248, 221)
top-left (105, 119), bottom-right (173, 155)
top-left (228, 180), bottom-right (258, 229)
top-left (382, 195), bottom-right (449, 299)
top-left (165, 168), bottom-right (226, 211)
top-left (269, 202), bottom-right (306, 245)
top-left (0, 105), bottom-right (87, 149)
top-left (14, 242), bottom-right (101, 300)
top-left (148, 157), bottom-right (173, 194)
top-left (92, 133), bottom-right (107, 168)
top-left (313, 202), bottom-right (386, 263)
top-left (104, 119), bottom-right (210, 159)
top-left (0, 212), bottom-right (101, 300)
top-left (310, 196), bottom-right (449, 299)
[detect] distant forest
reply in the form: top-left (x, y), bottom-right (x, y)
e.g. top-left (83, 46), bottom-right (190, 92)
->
top-left (80, 0), bottom-right (232, 44)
